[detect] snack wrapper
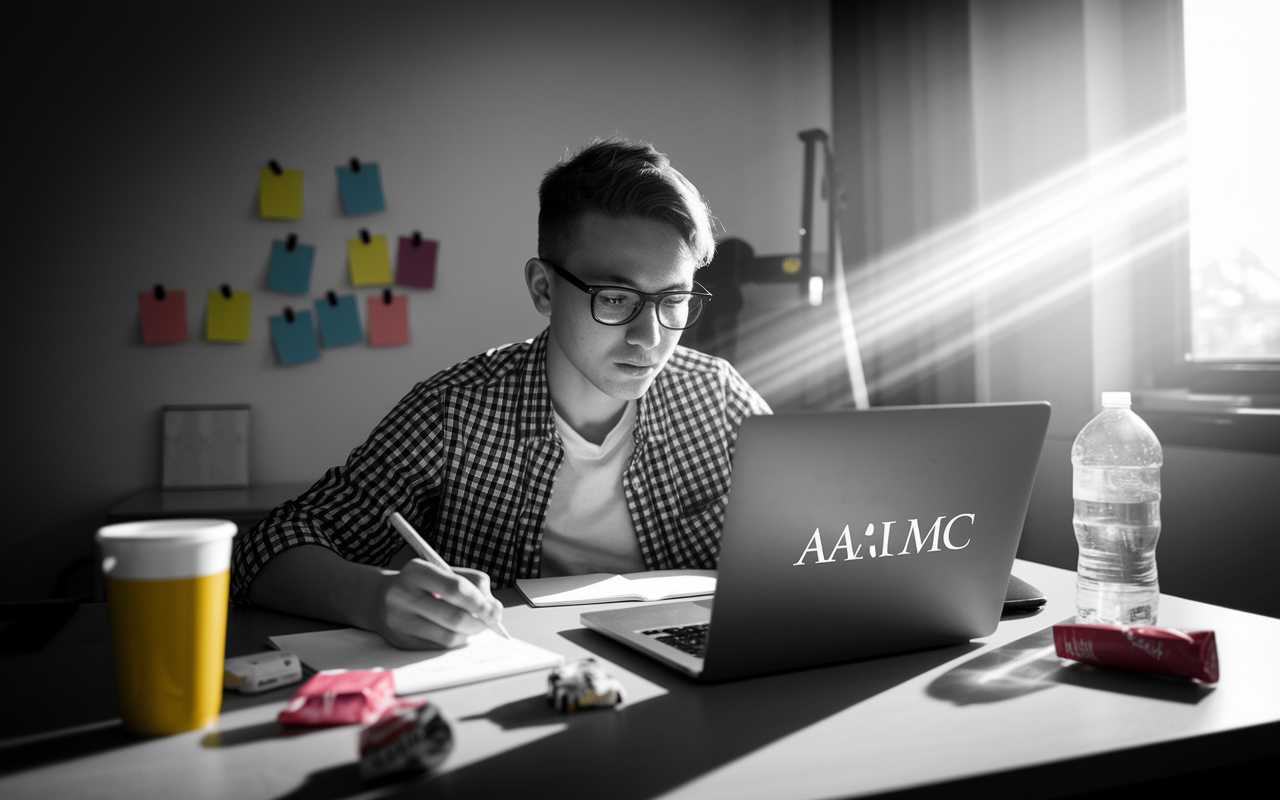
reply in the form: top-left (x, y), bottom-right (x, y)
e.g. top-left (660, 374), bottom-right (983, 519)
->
top-left (359, 699), bottom-right (454, 781)
top-left (1052, 623), bottom-right (1219, 683)
top-left (278, 670), bottom-right (397, 726)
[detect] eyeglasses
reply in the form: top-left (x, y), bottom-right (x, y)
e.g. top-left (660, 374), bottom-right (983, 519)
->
top-left (542, 259), bottom-right (712, 330)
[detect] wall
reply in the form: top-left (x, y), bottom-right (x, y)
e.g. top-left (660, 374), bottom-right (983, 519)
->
top-left (4, 0), bottom-right (832, 600)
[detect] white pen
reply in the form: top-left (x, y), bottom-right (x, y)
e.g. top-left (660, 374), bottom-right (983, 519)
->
top-left (388, 511), bottom-right (512, 640)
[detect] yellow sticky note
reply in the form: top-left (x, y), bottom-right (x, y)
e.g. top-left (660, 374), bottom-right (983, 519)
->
top-left (206, 289), bottom-right (252, 342)
top-left (259, 167), bottom-right (303, 220)
top-left (347, 234), bottom-right (392, 286)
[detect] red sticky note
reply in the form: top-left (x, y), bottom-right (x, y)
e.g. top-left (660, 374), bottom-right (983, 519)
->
top-left (367, 292), bottom-right (409, 346)
top-left (396, 236), bottom-right (437, 288)
top-left (139, 289), bottom-right (189, 344)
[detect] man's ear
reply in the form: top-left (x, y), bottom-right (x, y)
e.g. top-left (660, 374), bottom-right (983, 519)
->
top-left (525, 258), bottom-right (554, 318)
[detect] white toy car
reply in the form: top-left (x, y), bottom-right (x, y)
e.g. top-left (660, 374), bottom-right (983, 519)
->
top-left (547, 658), bottom-right (625, 713)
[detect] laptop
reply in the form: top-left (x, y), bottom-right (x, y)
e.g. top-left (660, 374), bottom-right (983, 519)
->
top-left (580, 402), bottom-right (1051, 681)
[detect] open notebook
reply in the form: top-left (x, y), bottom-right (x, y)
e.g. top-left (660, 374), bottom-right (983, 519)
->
top-left (269, 628), bottom-right (563, 695)
top-left (516, 569), bottom-right (717, 607)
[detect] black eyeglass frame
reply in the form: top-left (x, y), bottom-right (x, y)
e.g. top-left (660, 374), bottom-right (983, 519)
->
top-left (541, 259), bottom-right (712, 330)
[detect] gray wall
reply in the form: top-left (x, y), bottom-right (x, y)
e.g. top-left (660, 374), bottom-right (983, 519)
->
top-left (5, 0), bottom-right (832, 600)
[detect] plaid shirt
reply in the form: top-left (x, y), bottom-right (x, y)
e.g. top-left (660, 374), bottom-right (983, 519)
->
top-left (230, 328), bottom-right (771, 603)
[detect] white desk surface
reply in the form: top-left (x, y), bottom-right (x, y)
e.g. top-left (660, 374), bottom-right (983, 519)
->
top-left (2, 560), bottom-right (1277, 799)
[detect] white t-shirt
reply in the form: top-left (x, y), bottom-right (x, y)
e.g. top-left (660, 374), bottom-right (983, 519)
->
top-left (539, 401), bottom-right (645, 577)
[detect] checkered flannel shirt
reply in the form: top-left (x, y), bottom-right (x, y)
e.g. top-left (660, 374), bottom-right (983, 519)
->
top-left (230, 328), bottom-right (771, 603)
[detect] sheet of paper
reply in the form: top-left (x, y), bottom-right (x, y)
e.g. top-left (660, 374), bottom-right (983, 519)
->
top-left (139, 289), bottom-right (188, 344)
top-left (269, 628), bottom-right (563, 695)
top-left (336, 162), bottom-right (386, 215)
top-left (267, 239), bottom-right (315, 294)
top-left (367, 293), bottom-right (409, 346)
top-left (258, 167), bottom-right (303, 220)
top-left (396, 236), bottom-right (437, 288)
top-left (314, 294), bottom-right (363, 347)
top-left (348, 234), bottom-right (392, 286)
top-left (518, 570), bottom-right (718, 606)
top-left (270, 309), bottom-right (321, 365)
top-left (206, 289), bottom-right (252, 342)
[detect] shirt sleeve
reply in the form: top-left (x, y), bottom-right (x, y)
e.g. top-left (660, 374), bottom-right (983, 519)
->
top-left (229, 383), bottom-right (446, 605)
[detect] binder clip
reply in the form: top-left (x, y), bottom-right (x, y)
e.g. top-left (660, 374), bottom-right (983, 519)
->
top-left (350, 157), bottom-right (361, 173)
top-left (268, 159), bottom-right (283, 176)
top-left (284, 307), bottom-right (295, 323)
top-left (286, 234), bottom-right (298, 252)
top-left (383, 289), bottom-right (393, 305)
top-left (327, 291), bottom-right (338, 306)
top-left (412, 231), bottom-right (422, 247)
top-left (154, 284), bottom-right (165, 300)
top-left (221, 284), bottom-right (233, 299)
top-left (360, 229), bottom-right (371, 244)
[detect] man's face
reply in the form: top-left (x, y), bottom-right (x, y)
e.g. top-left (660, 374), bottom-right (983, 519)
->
top-left (543, 212), bottom-right (697, 403)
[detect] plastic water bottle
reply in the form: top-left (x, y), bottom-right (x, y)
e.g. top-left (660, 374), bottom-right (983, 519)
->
top-left (1071, 391), bottom-right (1163, 625)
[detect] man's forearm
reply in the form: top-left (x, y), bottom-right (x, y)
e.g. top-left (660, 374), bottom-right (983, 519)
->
top-left (247, 544), bottom-right (393, 630)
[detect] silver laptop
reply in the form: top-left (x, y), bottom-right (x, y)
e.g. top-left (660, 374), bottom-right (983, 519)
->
top-left (581, 402), bottom-right (1051, 681)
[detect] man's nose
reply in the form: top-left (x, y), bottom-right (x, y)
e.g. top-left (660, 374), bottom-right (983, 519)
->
top-left (625, 301), bottom-right (663, 349)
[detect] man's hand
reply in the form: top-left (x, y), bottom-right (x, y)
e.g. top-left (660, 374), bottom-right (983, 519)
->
top-left (373, 560), bottom-right (504, 649)
top-left (248, 544), bottom-right (505, 650)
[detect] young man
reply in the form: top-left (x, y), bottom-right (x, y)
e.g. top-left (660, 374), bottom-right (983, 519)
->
top-left (232, 139), bottom-right (770, 648)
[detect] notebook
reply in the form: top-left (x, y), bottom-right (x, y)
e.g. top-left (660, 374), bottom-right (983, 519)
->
top-left (516, 569), bottom-right (717, 607)
top-left (581, 402), bottom-right (1051, 681)
top-left (269, 628), bottom-right (563, 695)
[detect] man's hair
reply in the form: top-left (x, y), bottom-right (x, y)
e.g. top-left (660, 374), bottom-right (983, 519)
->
top-left (538, 138), bottom-right (717, 268)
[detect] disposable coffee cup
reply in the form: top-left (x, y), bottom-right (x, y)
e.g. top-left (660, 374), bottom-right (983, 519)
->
top-left (97, 519), bottom-right (236, 735)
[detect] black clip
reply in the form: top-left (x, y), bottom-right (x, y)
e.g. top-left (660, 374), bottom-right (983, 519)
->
top-left (383, 289), bottom-right (393, 305)
top-left (286, 234), bottom-right (298, 252)
top-left (284, 306), bottom-right (295, 323)
top-left (221, 284), bottom-right (233, 299)
top-left (269, 159), bottom-right (283, 176)
top-left (154, 284), bottom-right (165, 300)
top-left (350, 157), bottom-right (361, 173)
top-left (327, 291), bottom-right (338, 306)
top-left (360, 229), bottom-right (371, 244)
top-left (412, 231), bottom-right (422, 246)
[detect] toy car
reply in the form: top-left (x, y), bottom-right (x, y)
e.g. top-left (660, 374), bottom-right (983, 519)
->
top-left (547, 658), bottom-right (625, 713)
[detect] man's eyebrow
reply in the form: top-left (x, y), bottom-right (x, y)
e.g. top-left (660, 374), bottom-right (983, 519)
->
top-left (596, 273), bottom-right (691, 292)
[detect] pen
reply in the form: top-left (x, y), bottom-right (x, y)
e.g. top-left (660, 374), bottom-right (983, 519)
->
top-left (388, 511), bottom-right (512, 640)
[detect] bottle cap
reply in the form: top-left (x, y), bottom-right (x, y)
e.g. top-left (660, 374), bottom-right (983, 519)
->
top-left (1101, 391), bottom-right (1131, 408)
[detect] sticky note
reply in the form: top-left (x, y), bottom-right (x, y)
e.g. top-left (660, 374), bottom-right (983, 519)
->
top-left (138, 289), bottom-right (188, 344)
top-left (367, 293), bottom-right (409, 346)
top-left (206, 289), bottom-right (252, 342)
top-left (396, 236), bottom-right (437, 288)
top-left (259, 167), bottom-right (303, 220)
top-left (348, 234), bottom-right (392, 286)
top-left (314, 294), bottom-right (363, 347)
top-left (267, 239), bottom-right (315, 294)
top-left (336, 162), bottom-right (385, 215)
top-left (270, 309), bottom-right (321, 365)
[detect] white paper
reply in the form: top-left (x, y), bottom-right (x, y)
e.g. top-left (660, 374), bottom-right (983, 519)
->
top-left (517, 569), bottom-right (717, 606)
top-left (269, 628), bottom-right (564, 695)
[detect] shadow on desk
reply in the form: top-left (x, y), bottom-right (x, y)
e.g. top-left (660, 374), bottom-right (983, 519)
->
top-left (291, 631), bottom-right (976, 800)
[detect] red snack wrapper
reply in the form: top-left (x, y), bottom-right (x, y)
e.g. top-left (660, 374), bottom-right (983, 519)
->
top-left (278, 670), bottom-right (397, 726)
top-left (359, 699), bottom-right (454, 781)
top-left (1053, 623), bottom-right (1219, 683)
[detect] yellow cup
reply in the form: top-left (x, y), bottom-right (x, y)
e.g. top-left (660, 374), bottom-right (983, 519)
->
top-left (97, 519), bottom-right (236, 735)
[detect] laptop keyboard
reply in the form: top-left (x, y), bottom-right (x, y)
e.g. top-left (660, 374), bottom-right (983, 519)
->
top-left (641, 623), bottom-right (709, 658)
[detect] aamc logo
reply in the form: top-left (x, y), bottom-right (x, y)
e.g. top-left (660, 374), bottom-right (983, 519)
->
top-left (793, 514), bottom-right (976, 566)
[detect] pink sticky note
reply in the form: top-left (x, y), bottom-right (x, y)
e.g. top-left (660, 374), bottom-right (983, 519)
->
top-left (396, 236), bottom-right (437, 288)
top-left (367, 292), bottom-right (409, 346)
top-left (139, 289), bottom-right (189, 344)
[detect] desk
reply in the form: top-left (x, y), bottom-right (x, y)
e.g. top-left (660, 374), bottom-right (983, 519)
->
top-left (2, 560), bottom-right (1277, 799)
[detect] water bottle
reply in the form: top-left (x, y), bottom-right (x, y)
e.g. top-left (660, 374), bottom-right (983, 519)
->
top-left (1071, 391), bottom-right (1163, 625)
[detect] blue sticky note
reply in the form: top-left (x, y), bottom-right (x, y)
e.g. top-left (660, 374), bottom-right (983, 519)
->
top-left (269, 309), bottom-right (321, 365)
top-left (336, 162), bottom-right (386, 215)
top-left (313, 294), bottom-right (364, 347)
top-left (267, 239), bottom-right (315, 294)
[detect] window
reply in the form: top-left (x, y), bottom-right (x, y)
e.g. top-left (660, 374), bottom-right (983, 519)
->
top-left (1183, 0), bottom-right (1280, 364)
